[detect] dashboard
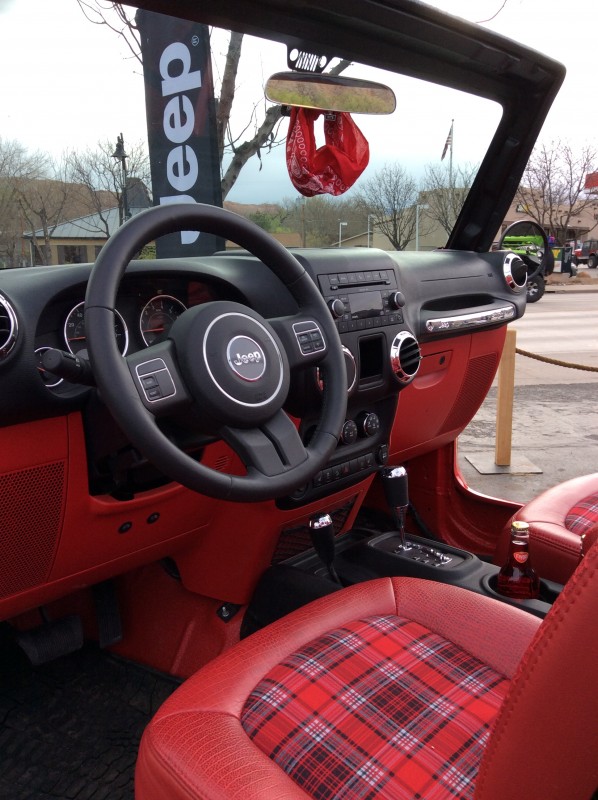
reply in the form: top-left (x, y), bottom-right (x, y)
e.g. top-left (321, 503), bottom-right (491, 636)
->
top-left (0, 246), bottom-right (526, 502)
top-left (0, 244), bottom-right (527, 616)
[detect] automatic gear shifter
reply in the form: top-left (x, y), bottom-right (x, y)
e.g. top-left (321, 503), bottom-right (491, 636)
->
top-left (380, 466), bottom-right (412, 551)
top-left (379, 466), bottom-right (452, 566)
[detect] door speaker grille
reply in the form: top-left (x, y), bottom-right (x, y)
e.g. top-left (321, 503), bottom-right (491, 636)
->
top-left (439, 353), bottom-right (498, 434)
top-left (0, 461), bottom-right (66, 599)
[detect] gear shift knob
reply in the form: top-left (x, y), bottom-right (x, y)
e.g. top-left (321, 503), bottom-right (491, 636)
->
top-left (380, 466), bottom-right (408, 507)
top-left (380, 466), bottom-right (411, 550)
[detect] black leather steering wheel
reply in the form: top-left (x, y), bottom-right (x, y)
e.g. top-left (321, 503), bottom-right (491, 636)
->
top-left (85, 204), bottom-right (347, 502)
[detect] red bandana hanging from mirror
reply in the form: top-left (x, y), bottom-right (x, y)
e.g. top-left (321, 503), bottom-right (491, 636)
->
top-left (286, 108), bottom-right (370, 197)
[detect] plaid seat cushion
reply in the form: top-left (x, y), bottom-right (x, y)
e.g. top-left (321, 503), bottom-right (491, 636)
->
top-left (241, 615), bottom-right (509, 800)
top-left (565, 492), bottom-right (598, 535)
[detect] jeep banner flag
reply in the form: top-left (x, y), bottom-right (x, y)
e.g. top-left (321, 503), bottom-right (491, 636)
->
top-left (136, 10), bottom-right (224, 256)
top-left (584, 172), bottom-right (598, 190)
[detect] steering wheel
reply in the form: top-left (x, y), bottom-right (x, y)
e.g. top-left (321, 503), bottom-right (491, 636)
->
top-left (85, 204), bottom-right (347, 502)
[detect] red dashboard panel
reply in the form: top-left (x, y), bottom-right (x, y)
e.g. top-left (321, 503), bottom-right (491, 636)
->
top-left (0, 413), bottom-right (217, 619)
top-left (389, 327), bottom-right (506, 463)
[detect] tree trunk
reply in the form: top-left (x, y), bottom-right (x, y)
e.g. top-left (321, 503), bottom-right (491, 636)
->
top-left (221, 105), bottom-right (283, 199)
top-left (216, 31), bottom-right (243, 165)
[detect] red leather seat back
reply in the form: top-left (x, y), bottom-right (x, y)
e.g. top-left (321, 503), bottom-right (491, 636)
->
top-left (477, 534), bottom-right (598, 799)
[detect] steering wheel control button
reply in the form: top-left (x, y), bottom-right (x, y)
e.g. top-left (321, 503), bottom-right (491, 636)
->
top-left (136, 358), bottom-right (176, 402)
top-left (226, 336), bottom-right (266, 381)
top-left (293, 321), bottom-right (325, 357)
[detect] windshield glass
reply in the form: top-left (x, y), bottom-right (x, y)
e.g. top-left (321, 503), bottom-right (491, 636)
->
top-left (0, 1), bottom-right (501, 266)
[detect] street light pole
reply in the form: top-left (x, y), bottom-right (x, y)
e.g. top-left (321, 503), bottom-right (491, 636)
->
top-left (338, 221), bottom-right (347, 247)
top-left (367, 214), bottom-right (375, 247)
top-left (415, 203), bottom-right (429, 251)
top-left (112, 133), bottom-right (129, 226)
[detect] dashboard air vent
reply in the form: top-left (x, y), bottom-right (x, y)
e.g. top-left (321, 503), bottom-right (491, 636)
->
top-left (0, 295), bottom-right (18, 360)
top-left (390, 331), bottom-right (421, 385)
top-left (502, 252), bottom-right (527, 291)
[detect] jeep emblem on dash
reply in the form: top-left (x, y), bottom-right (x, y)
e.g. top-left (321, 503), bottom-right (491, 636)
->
top-left (227, 336), bottom-right (266, 381)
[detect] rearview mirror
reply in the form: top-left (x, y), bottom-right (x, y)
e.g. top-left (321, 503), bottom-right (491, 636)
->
top-left (265, 72), bottom-right (396, 114)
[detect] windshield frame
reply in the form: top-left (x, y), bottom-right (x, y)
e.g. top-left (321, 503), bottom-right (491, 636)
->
top-left (133, 0), bottom-right (565, 253)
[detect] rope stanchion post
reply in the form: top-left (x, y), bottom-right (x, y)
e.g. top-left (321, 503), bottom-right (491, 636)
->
top-left (495, 328), bottom-right (517, 466)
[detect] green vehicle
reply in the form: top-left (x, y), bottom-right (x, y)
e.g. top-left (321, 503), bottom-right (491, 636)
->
top-left (500, 225), bottom-right (555, 302)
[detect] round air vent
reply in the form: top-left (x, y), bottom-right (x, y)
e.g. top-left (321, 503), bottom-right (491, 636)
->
top-left (503, 252), bottom-right (527, 291)
top-left (0, 295), bottom-right (18, 360)
top-left (316, 345), bottom-right (357, 395)
top-left (390, 331), bottom-right (421, 385)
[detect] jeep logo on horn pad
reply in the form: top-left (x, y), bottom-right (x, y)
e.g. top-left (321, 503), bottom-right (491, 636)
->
top-left (227, 336), bottom-right (266, 381)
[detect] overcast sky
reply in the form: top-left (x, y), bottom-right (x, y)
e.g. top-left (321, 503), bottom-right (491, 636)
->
top-left (0, 0), bottom-right (595, 202)
top-left (430, 0), bottom-right (597, 148)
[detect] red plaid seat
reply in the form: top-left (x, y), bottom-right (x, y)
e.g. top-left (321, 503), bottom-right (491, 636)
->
top-left (135, 561), bottom-right (598, 800)
top-left (564, 491), bottom-right (598, 535)
top-left (241, 615), bottom-right (509, 799)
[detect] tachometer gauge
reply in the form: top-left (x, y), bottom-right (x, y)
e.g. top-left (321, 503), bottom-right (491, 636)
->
top-left (64, 302), bottom-right (129, 357)
top-left (139, 295), bottom-right (186, 346)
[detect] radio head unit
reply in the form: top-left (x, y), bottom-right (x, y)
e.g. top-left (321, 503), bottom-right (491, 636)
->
top-left (318, 269), bottom-right (404, 332)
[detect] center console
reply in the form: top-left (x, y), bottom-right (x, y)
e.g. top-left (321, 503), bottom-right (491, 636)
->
top-left (286, 461), bottom-right (563, 621)
top-left (290, 526), bottom-right (562, 620)
top-left (279, 250), bottom-right (422, 509)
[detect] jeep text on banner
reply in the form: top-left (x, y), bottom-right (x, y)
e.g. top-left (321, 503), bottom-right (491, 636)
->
top-left (137, 9), bottom-right (224, 256)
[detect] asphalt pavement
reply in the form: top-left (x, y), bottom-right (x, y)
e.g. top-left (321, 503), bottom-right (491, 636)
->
top-left (457, 267), bottom-right (598, 505)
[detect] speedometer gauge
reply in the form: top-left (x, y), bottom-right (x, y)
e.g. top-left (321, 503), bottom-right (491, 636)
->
top-left (139, 295), bottom-right (186, 346)
top-left (64, 302), bottom-right (129, 357)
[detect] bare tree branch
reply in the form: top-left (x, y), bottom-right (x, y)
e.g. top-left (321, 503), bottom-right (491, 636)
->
top-left (76, 1), bottom-right (141, 64)
top-left (421, 162), bottom-right (477, 236)
top-left (16, 158), bottom-right (72, 265)
top-left (0, 139), bottom-right (53, 267)
top-left (216, 31), bottom-right (243, 163)
top-left (75, 4), bottom-right (353, 200)
top-left (515, 140), bottom-right (598, 242)
top-left (66, 139), bottom-right (151, 236)
top-left (353, 163), bottom-right (419, 250)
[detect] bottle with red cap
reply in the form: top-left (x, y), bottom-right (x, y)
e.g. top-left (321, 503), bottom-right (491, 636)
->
top-left (497, 520), bottom-right (540, 600)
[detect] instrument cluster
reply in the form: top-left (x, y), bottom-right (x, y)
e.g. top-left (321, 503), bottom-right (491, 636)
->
top-left (62, 294), bottom-right (188, 359)
top-left (35, 276), bottom-right (219, 390)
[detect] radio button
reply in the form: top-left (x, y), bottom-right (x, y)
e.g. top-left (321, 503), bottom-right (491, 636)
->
top-left (389, 291), bottom-right (406, 309)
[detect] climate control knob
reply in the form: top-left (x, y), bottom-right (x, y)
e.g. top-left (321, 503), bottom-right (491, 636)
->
top-left (340, 419), bottom-right (358, 445)
top-left (357, 412), bottom-right (380, 438)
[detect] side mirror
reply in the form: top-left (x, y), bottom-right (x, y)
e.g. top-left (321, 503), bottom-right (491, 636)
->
top-left (499, 219), bottom-right (555, 282)
top-left (265, 72), bottom-right (396, 114)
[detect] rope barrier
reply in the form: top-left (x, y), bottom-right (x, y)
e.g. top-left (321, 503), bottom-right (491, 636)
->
top-left (516, 347), bottom-right (598, 373)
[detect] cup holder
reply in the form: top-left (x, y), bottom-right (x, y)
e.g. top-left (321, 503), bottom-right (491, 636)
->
top-left (483, 573), bottom-right (560, 607)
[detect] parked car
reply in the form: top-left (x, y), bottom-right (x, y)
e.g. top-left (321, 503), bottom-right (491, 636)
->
top-left (575, 239), bottom-right (598, 268)
top-left (0, 2), bottom-right (596, 799)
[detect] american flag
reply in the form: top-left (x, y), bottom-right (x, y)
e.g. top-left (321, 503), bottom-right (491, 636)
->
top-left (441, 123), bottom-right (453, 160)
